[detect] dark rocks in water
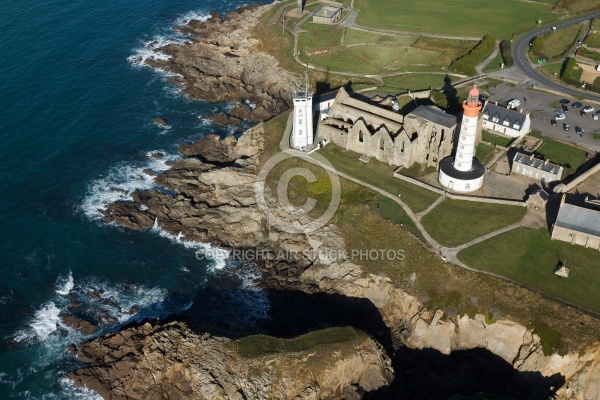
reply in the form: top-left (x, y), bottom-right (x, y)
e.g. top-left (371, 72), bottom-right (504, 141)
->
top-left (128, 305), bottom-right (139, 315)
top-left (142, 168), bottom-right (157, 177)
top-left (90, 289), bottom-right (103, 300)
top-left (150, 152), bottom-right (164, 159)
top-left (152, 117), bottom-right (170, 128)
top-left (206, 112), bottom-right (241, 127)
top-left (69, 301), bottom-right (81, 309)
top-left (60, 314), bottom-right (97, 335)
top-left (109, 187), bottom-right (128, 195)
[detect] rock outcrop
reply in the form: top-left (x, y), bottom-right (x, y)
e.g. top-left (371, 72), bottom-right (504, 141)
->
top-left (146, 5), bottom-right (297, 121)
top-left (68, 321), bottom-right (393, 400)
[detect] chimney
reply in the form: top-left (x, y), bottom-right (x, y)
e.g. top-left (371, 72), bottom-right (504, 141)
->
top-left (561, 193), bottom-right (566, 204)
top-left (495, 100), bottom-right (498, 105)
top-left (529, 153), bottom-right (535, 160)
top-left (520, 108), bottom-right (523, 113)
top-left (544, 159), bottom-right (549, 165)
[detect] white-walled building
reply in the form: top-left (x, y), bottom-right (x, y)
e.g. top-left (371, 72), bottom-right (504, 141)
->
top-left (512, 151), bottom-right (563, 183)
top-left (291, 90), bottom-right (314, 149)
top-left (481, 102), bottom-right (531, 138)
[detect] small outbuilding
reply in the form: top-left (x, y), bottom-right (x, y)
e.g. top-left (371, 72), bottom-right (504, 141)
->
top-left (312, 5), bottom-right (342, 24)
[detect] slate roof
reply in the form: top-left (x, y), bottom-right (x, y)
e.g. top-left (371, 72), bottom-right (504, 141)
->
top-left (555, 202), bottom-right (600, 237)
top-left (513, 151), bottom-right (562, 175)
top-left (482, 103), bottom-right (527, 131)
top-left (408, 105), bottom-right (457, 128)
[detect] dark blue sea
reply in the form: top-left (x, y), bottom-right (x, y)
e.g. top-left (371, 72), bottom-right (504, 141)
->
top-left (0, 1), bottom-right (268, 397)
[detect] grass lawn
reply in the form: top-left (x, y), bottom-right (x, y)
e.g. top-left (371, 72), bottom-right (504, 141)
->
top-left (458, 227), bottom-right (600, 314)
top-left (421, 199), bottom-right (526, 247)
top-left (533, 24), bottom-right (582, 60)
top-left (594, 133), bottom-right (600, 140)
top-left (343, 29), bottom-right (416, 47)
top-left (354, 0), bottom-right (557, 38)
top-left (401, 163), bottom-right (436, 179)
top-left (317, 144), bottom-right (441, 213)
top-left (475, 142), bottom-right (497, 166)
top-left (382, 74), bottom-right (459, 92)
top-left (234, 326), bottom-right (366, 358)
top-left (482, 51), bottom-right (505, 73)
top-left (541, 62), bottom-right (563, 79)
top-left (482, 131), bottom-right (514, 147)
top-left (298, 23), bottom-right (344, 52)
top-left (301, 47), bottom-right (380, 74)
top-left (528, 131), bottom-right (588, 176)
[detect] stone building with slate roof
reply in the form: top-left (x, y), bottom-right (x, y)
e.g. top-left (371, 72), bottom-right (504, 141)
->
top-left (512, 151), bottom-right (563, 183)
top-left (551, 195), bottom-right (600, 250)
top-left (482, 102), bottom-right (531, 138)
top-left (318, 87), bottom-right (457, 168)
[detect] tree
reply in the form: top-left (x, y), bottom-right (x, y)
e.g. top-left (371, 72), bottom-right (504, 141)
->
top-left (530, 37), bottom-right (544, 53)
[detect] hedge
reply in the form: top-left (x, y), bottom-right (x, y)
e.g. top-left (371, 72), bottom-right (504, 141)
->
top-left (449, 35), bottom-right (496, 76)
top-left (499, 40), bottom-right (514, 67)
top-left (560, 57), bottom-right (576, 79)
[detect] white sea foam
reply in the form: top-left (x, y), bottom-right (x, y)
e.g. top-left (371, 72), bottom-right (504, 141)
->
top-left (14, 302), bottom-right (62, 343)
top-left (58, 378), bottom-right (103, 400)
top-left (175, 10), bottom-right (211, 26)
top-left (80, 150), bottom-right (176, 220)
top-left (151, 219), bottom-right (230, 271)
top-left (55, 271), bottom-right (74, 296)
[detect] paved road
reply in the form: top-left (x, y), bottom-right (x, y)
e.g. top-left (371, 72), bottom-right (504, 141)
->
top-left (513, 11), bottom-right (600, 102)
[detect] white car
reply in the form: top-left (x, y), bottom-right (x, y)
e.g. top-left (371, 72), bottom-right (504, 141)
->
top-left (555, 113), bottom-right (566, 120)
top-left (583, 105), bottom-right (595, 113)
top-left (507, 99), bottom-right (521, 109)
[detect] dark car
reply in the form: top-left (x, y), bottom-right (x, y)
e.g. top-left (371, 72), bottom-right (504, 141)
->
top-left (576, 126), bottom-right (584, 135)
top-left (563, 123), bottom-right (570, 131)
top-left (560, 99), bottom-right (570, 104)
top-left (572, 102), bottom-right (583, 108)
top-left (581, 110), bottom-right (586, 117)
top-left (551, 119), bottom-right (557, 126)
top-left (562, 104), bottom-right (569, 112)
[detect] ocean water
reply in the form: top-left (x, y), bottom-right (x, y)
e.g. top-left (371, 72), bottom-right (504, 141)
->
top-left (0, 0), bottom-right (267, 398)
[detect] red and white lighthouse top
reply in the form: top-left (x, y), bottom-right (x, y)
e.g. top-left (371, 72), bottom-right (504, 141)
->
top-left (463, 84), bottom-right (482, 118)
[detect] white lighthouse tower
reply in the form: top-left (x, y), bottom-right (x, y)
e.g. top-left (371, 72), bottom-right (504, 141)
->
top-left (438, 85), bottom-right (485, 192)
top-left (291, 89), bottom-right (314, 150)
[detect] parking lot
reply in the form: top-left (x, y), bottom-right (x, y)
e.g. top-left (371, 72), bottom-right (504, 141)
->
top-left (485, 82), bottom-right (600, 152)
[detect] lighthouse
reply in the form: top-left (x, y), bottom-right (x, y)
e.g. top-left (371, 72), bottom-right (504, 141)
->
top-left (438, 85), bottom-right (485, 192)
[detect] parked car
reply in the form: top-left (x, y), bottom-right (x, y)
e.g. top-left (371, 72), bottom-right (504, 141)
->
top-left (581, 110), bottom-right (586, 117)
top-left (507, 99), bottom-right (521, 109)
top-left (563, 123), bottom-right (570, 131)
top-left (583, 105), bottom-right (595, 113)
top-left (551, 119), bottom-right (557, 126)
top-left (575, 126), bottom-right (584, 135)
top-left (572, 102), bottom-right (583, 108)
top-left (594, 114), bottom-right (599, 120)
top-left (560, 99), bottom-right (570, 104)
top-left (562, 104), bottom-right (569, 112)
top-left (555, 113), bottom-right (566, 120)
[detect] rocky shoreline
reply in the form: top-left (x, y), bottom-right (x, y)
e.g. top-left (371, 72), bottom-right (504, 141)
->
top-left (145, 4), bottom-right (297, 122)
top-left (67, 3), bottom-right (600, 399)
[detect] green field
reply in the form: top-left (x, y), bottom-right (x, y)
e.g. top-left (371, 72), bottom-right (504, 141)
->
top-left (421, 199), bottom-right (526, 247)
top-left (235, 327), bottom-right (366, 358)
top-left (482, 131), bottom-right (514, 147)
top-left (382, 74), bottom-right (459, 92)
top-left (354, 0), bottom-right (558, 38)
top-left (318, 144), bottom-right (441, 213)
top-left (532, 24), bottom-right (582, 60)
top-left (298, 27), bottom-right (474, 75)
top-left (458, 227), bottom-right (600, 314)
top-left (475, 142), bottom-right (497, 166)
top-left (529, 131), bottom-right (588, 176)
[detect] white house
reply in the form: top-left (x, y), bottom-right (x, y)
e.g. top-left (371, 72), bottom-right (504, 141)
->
top-left (481, 102), bottom-right (531, 138)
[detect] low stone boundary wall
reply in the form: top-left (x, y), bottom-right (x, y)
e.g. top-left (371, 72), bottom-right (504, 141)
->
top-left (393, 168), bottom-right (526, 207)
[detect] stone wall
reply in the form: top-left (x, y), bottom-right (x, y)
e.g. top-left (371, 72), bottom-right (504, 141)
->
top-left (551, 225), bottom-right (600, 250)
top-left (393, 170), bottom-right (526, 207)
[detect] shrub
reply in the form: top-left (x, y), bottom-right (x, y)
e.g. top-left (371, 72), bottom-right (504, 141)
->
top-left (499, 40), bottom-right (514, 67)
top-left (530, 36), bottom-right (544, 53)
top-left (449, 35), bottom-right (496, 76)
top-left (579, 47), bottom-right (600, 62)
top-left (560, 57), bottom-right (576, 79)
